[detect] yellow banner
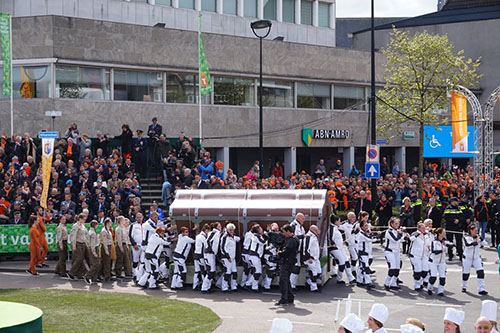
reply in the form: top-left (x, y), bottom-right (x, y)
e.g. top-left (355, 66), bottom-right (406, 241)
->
top-left (19, 66), bottom-right (33, 98)
top-left (451, 92), bottom-right (468, 153)
top-left (40, 138), bottom-right (54, 208)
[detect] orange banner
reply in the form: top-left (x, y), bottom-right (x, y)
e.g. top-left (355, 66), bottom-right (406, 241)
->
top-left (451, 92), bottom-right (468, 153)
top-left (40, 138), bottom-right (54, 208)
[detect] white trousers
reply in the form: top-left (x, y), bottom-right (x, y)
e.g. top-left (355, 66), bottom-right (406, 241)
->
top-left (221, 258), bottom-right (238, 291)
top-left (304, 259), bottom-right (321, 291)
top-left (240, 253), bottom-right (250, 287)
top-left (193, 258), bottom-right (206, 289)
top-left (462, 256), bottom-right (486, 292)
top-left (247, 255), bottom-right (262, 290)
top-left (201, 253), bottom-right (216, 292)
top-left (138, 257), bottom-right (159, 289)
top-left (261, 254), bottom-right (277, 290)
top-left (331, 248), bottom-right (355, 282)
top-left (357, 254), bottom-right (372, 284)
top-left (171, 256), bottom-right (187, 289)
top-left (384, 251), bottom-right (401, 287)
top-left (428, 260), bottom-right (446, 294)
top-left (131, 246), bottom-right (143, 278)
top-left (410, 256), bottom-right (429, 288)
top-left (290, 252), bottom-right (301, 289)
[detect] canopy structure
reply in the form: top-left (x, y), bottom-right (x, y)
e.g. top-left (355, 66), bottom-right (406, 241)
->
top-left (169, 189), bottom-right (331, 242)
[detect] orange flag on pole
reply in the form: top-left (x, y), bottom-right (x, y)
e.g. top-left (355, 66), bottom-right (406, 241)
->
top-left (451, 92), bottom-right (468, 153)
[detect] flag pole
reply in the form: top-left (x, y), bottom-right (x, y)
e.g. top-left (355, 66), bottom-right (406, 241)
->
top-left (198, 14), bottom-right (203, 149)
top-left (9, 14), bottom-right (13, 137)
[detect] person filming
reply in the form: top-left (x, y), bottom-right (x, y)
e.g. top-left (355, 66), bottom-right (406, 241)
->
top-left (275, 224), bottom-right (299, 306)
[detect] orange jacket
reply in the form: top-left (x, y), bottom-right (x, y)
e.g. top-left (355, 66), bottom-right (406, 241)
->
top-left (37, 218), bottom-right (48, 240)
top-left (29, 227), bottom-right (41, 249)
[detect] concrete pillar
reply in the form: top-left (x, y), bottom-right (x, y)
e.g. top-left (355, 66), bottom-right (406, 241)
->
top-left (276, 0), bottom-right (283, 22)
top-left (237, 0), bottom-right (244, 16)
top-left (395, 146), bottom-right (406, 174)
top-left (284, 147), bottom-right (297, 176)
top-left (312, 0), bottom-right (318, 27)
top-left (295, 0), bottom-right (301, 24)
top-left (329, 2), bottom-right (335, 29)
top-left (217, 0), bottom-right (223, 14)
top-left (172, 0), bottom-right (179, 8)
top-left (216, 147), bottom-right (230, 178)
top-left (343, 146), bottom-right (354, 176)
top-left (195, 0), bottom-right (201, 11)
top-left (258, 0), bottom-right (264, 19)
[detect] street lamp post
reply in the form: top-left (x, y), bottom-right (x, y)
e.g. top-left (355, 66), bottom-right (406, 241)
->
top-left (370, 0), bottom-right (377, 213)
top-left (251, 20), bottom-right (272, 178)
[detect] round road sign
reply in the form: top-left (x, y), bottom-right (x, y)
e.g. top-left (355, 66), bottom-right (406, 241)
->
top-left (368, 148), bottom-right (378, 159)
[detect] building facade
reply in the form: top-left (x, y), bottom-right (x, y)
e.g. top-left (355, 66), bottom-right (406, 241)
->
top-left (0, 0), bottom-right (420, 177)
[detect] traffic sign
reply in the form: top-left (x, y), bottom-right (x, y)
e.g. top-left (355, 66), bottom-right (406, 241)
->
top-left (376, 139), bottom-right (387, 145)
top-left (366, 144), bottom-right (380, 163)
top-left (365, 162), bottom-right (380, 179)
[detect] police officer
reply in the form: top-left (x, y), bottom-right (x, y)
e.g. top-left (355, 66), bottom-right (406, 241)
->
top-left (459, 194), bottom-right (473, 229)
top-left (410, 191), bottom-right (422, 225)
top-left (275, 224), bottom-right (299, 306)
top-left (443, 197), bottom-right (464, 261)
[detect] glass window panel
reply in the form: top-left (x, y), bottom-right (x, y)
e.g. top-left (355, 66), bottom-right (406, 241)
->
top-left (297, 83), bottom-right (331, 109)
top-left (156, 0), bottom-right (172, 6)
top-left (130, 0), bottom-right (148, 2)
top-left (334, 85), bottom-right (365, 110)
top-left (258, 80), bottom-right (294, 107)
top-left (318, 2), bottom-right (329, 27)
top-left (214, 77), bottom-right (254, 106)
top-left (223, 0), bottom-right (237, 15)
top-left (56, 65), bottom-right (110, 100)
top-left (283, 0), bottom-right (295, 23)
top-left (244, 0), bottom-right (257, 17)
top-left (114, 70), bottom-right (163, 102)
top-left (263, 0), bottom-right (276, 20)
top-left (166, 73), bottom-right (210, 104)
top-left (202, 0), bottom-right (216, 11)
top-left (301, 0), bottom-right (312, 25)
top-left (0, 66), bottom-right (52, 100)
top-left (178, 0), bottom-right (195, 9)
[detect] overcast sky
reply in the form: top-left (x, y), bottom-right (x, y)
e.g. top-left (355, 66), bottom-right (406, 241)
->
top-left (336, 0), bottom-right (438, 18)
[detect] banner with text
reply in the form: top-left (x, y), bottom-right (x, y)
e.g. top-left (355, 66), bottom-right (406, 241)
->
top-left (450, 92), bottom-right (468, 153)
top-left (0, 13), bottom-right (11, 96)
top-left (40, 132), bottom-right (58, 208)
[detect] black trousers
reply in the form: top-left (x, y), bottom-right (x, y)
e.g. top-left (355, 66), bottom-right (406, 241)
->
top-left (279, 264), bottom-right (294, 303)
top-left (446, 232), bottom-right (463, 258)
top-left (492, 222), bottom-right (500, 247)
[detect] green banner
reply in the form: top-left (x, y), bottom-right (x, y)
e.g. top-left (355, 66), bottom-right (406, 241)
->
top-left (198, 14), bottom-right (212, 96)
top-left (0, 223), bottom-right (113, 253)
top-left (0, 13), bottom-right (11, 96)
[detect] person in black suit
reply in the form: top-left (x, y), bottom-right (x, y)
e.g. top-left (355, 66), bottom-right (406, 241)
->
top-left (115, 124), bottom-right (133, 160)
top-left (8, 211), bottom-right (25, 224)
top-left (147, 117), bottom-right (162, 140)
top-left (93, 195), bottom-right (109, 216)
top-left (355, 190), bottom-right (372, 218)
top-left (424, 197), bottom-right (443, 229)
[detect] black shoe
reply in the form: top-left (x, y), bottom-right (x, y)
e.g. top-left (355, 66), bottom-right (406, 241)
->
top-left (291, 287), bottom-right (297, 292)
top-left (201, 290), bottom-right (210, 294)
top-left (397, 279), bottom-right (403, 284)
top-left (67, 272), bottom-right (75, 280)
top-left (349, 279), bottom-right (356, 285)
top-left (422, 282), bottom-right (428, 288)
top-left (96, 278), bottom-right (103, 283)
top-left (428, 290), bottom-right (433, 295)
top-left (26, 269), bottom-right (34, 275)
top-left (41, 263), bottom-right (50, 267)
top-left (357, 282), bottom-right (365, 288)
top-left (312, 289), bottom-right (321, 293)
top-left (384, 285), bottom-right (391, 291)
top-left (331, 274), bottom-right (337, 278)
top-left (437, 292), bottom-right (444, 297)
top-left (479, 290), bottom-right (488, 295)
top-left (390, 285), bottom-right (401, 290)
top-left (36, 264), bottom-right (43, 268)
top-left (367, 284), bottom-right (376, 290)
top-left (369, 270), bottom-right (376, 274)
top-left (415, 287), bottom-right (423, 291)
top-left (336, 280), bottom-right (346, 285)
top-left (84, 277), bottom-right (91, 284)
top-left (462, 288), bottom-right (467, 293)
top-left (275, 300), bottom-right (288, 306)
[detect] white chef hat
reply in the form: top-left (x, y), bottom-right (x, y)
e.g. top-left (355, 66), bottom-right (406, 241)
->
top-left (400, 324), bottom-right (424, 333)
top-left (340, 314), bottom-right (365, 333)
top-left (270, 318), bottom-right (293, 333)
top-left (368, 303), bottom-right (389, 325)
top-left (481, 300), bottom-right (498, 322)
top-left (444, 308), bottom-right (465, 326)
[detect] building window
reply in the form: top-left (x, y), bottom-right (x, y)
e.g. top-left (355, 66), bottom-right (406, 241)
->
top-left (56, 65), bottom-right (110, 100)
top-left (264, 0), bottom-right (276, 20)
top-left (130, 0), bottom-right (148, 2)
top-left (202, 0), bottom-right (216, 12)
top-left (318, 2), bottom-right (329, 27)
top-left (167, 73), bottom-right (210, 104)
top-left (282, 0), bottom-right (295, 23)
top-left (114, 70), bottom-right (163, 102)
top-left (178, 0), bottom-right (195, 9)
top-left (0, 66), bottom-right (52, 99)
top-left (244, 0), bottom-right (257, 17)
top-left (334, 85), bottom-right (366, 110)
top-left (223, 0), bottom-right (237, 15)
top-left (156, 0), bottom-right (172, 6)
top-left (297, 83), bottom-right (331, 109)
top-left (214, 77), bottom-right (254, 106)
top-left (259, 80), bottom-right (294, 107)
top-left (301, 0), bottom-right (312, 25)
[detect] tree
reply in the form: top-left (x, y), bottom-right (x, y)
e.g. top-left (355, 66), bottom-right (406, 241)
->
top-left (377, 28), bottom-right (481, 193)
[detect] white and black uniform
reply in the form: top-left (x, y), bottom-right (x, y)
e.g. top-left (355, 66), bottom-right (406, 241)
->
top-left (171, 233), bottom-right (196, 289)
top-left (462, 234), bottom-right (486, 293)
top-left (303, 232), bottom-right (321, 291)
top-left (138, 219), bottom-right (157, 280)
top-left (261, 235), bottom-right (278, 290)
top-left (129, 220), bottom-right (144, 279)
top-left (384, 227), bottom-right (405, 288)
top-left (428, 237), bottom-right (454, 295)
top-left (193, 231), bottom-right (208, 290)
top-left (290, 219), bottom-right (305, 289)
top-left (246, 232), bottom-right (266, 291)
top-left (356, 230), bottom-right (377, 285)
top-left (201, 228), bottom-right (221, 292)
top-left (340, 220), bottom-right (360, 266)
top-left (328, 223), bottom-right (355, 283)
top-left (409, 230), bottom-right (430, 289)
top-left (137, 232), bottom-right (170, 289)
top-left (240, 230), bottom-right (253, 287)
top-left (220, 232), bottom-right (241, 291)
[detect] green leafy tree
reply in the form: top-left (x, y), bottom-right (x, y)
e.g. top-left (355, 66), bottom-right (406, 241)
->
top-left (377, 28), bottom-right (481, 192)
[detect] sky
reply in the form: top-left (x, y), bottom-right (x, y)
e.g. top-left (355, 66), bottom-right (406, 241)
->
top-left (336, 0), bottom-right (438, 18)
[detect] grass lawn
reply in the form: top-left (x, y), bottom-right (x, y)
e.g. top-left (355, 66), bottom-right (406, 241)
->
top-left (0, 289), bottom-right (220, 333)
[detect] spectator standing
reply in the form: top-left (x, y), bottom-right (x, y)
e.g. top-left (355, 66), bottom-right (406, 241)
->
top-left (133, 130), bottom-right (147, 177)
top-left (115, 124), bottom-right (133, 160)
top-left (147, 117), bottom-right (162, 140)
top-left (392, 161), bottom-right (400, 176)
top-left (376, 194), bottom-right (393, 226)
top-left (23, 133), bottom-right (37, 165)
top-left (271, 161), bottom-right (283, 178)
top-left (381, 157), bottom-right (390, 177)
top-left (79, 133), bottom-right (92, 162)
top-left (94, 131), bottom-right (109, 156)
